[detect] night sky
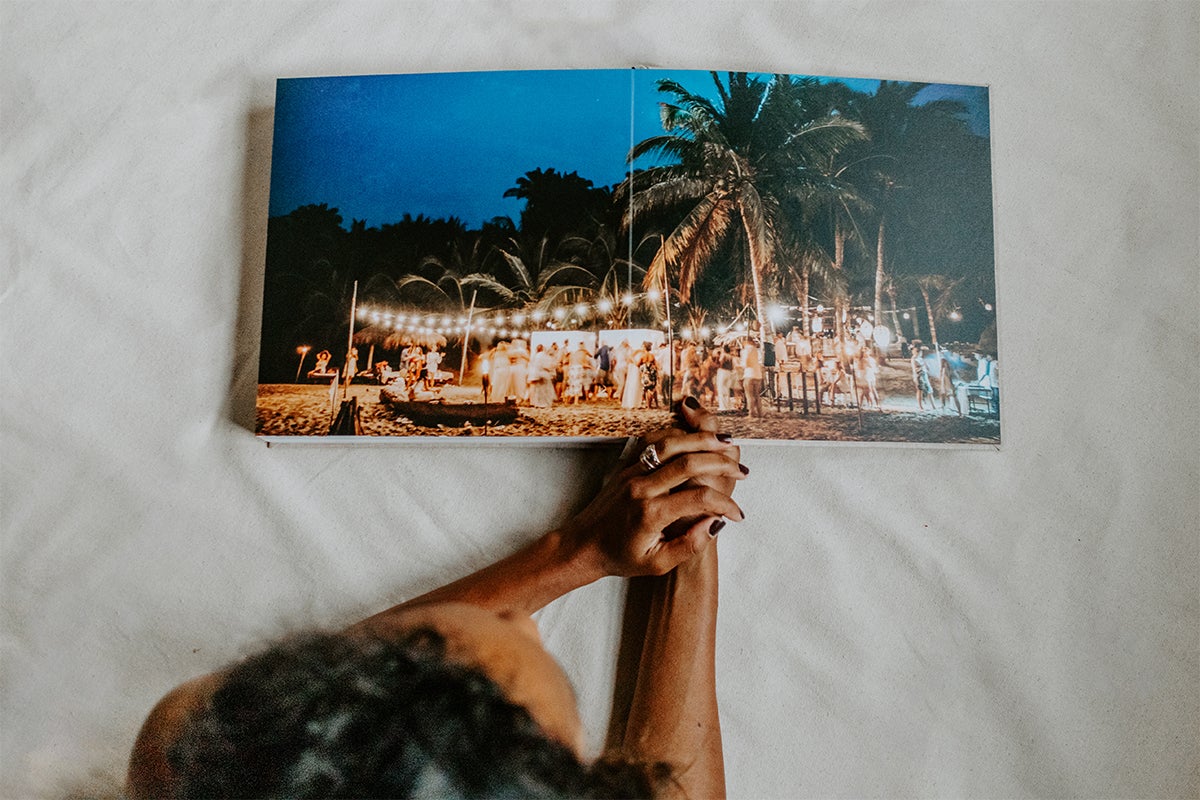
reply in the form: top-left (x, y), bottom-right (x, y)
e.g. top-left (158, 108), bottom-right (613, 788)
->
top-left (268, 69), bottom-right (990, 229)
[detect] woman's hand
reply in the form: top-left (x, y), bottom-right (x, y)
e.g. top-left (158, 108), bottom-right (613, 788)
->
top-left (559, 423), bottom-right (746, 578)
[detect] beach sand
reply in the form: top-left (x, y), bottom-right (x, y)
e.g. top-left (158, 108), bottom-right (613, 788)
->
top-left (257, 367), bottom-right (1000, 445)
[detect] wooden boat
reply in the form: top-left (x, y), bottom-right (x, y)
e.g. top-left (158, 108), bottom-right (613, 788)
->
top-left (380, 389), bottom-right (520, 427)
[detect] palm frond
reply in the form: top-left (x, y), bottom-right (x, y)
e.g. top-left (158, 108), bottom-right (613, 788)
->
top-left (628, 134), bottom-right (696, 165)
top-left (644, 192), bottom-right (735, 302)
top-left (655, 79), bottom-right (722, 121)
top-left (461, 273), bottom-right (521, 305)
top-left (781, 117), bottom-right (869, 167)
top-left (497, 249), bottom-right (533, 291)
top-left (534, 261), bottom-right (599, 294)
top-left (630, 175), bottom-right (714, 219)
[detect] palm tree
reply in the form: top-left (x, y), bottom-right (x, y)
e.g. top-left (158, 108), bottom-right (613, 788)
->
top-left (503, 167), bottom-right (611, 241)
top-left (910, 274), bottom-right (963, 349)
top-left (468, 234), bottom-right (600, 315)
top-left (625, 72), bottom-right (865, 350)
top-left (838, 81), bottom-right (970, 329)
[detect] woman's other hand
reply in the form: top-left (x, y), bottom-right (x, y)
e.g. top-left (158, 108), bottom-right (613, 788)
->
top-left (560, 423), bottom-right (746, 578)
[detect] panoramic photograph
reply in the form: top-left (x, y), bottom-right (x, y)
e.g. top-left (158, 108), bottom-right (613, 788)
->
top-left (256, 68), bottom-right (1000, 444)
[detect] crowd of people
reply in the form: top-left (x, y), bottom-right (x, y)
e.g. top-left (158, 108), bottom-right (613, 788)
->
top-left (304, 327), bottom-right (999, 418)
top-left (476, 337), bottom-right (771, 417)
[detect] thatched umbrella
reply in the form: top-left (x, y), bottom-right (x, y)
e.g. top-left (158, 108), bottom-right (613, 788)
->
top-left (352, 326), bottom-right (448, 369)
top-left (383, 330), bottom-right (447, 351)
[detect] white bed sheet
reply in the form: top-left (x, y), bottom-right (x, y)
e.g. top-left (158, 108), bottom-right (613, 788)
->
top-left (2, 2), bottom-right (1197, 797)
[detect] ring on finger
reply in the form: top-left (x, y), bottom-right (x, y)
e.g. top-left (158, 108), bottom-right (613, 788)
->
top-left (639, 443), bottom-right (662, 473)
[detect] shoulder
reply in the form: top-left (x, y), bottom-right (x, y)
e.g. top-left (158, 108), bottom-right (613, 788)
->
top-left (126, 672), bottom-right (224, 799)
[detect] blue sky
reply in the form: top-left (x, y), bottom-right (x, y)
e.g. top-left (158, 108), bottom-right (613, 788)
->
top-left (268, 69), bottom-right (989, 229)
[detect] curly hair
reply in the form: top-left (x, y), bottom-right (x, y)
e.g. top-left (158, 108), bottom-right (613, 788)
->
top-left (168, 628), bottom-right (657, 799)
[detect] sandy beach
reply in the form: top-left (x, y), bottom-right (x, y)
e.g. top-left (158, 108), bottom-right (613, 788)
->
top-left (257, 360), bottom-right (1000, 445)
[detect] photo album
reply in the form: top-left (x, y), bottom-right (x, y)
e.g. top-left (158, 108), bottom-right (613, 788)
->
top-left (255, 68), bottom-right (1000, 445)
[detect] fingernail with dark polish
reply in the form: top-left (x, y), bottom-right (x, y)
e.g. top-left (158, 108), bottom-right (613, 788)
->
top-left (709, 519), bottom-right (726, 538)
top-left (738, 463), bottom-right (750, 475)
top-left (684, 396), bottom-right (700, 410)
top-left (716, 433), bottom-right (732, 443)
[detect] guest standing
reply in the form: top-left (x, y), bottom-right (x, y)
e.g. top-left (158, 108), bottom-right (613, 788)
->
top-left (740, 338), bottom-right (763, 418)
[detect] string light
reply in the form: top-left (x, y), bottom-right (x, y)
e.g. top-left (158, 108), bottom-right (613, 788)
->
top-left (352, 293), bottom-right (962, 346)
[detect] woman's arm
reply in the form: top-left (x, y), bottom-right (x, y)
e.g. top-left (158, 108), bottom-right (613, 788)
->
top-left (615, 400), bottom-right (737, 799)
top-left (622, 546), bottom-right (723, 800)
top-left (354, 428), bottom-right (744, 629)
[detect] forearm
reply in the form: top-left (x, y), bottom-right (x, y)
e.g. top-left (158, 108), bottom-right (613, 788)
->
top-left (622, 546), bottom-right (724, 799)
top-left (354, 529), bottom-right (605, 629)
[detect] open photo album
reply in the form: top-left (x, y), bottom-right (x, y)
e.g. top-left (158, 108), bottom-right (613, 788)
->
top-left (256, 68), bottom-right (1000, 445)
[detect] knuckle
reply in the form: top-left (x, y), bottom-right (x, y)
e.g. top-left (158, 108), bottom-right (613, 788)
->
top-left (627, 478), bottom-right (650, 501)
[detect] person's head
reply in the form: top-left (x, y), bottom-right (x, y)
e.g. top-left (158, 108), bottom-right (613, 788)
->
top-left (162, 603), bottom-right (658, 798)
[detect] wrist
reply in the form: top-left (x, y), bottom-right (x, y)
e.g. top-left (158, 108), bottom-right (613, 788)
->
top-left (545, 527), bottom-right (608, 588)
top-left (674, 539), bottom-right (719, 581)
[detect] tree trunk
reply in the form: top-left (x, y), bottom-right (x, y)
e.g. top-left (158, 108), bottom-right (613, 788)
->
top-left (920, 284), bottom-right (939, 349)
top-left (739, 200), bottom-right (772, 353)
top-left (832, 222), bottom-right (846, 340)
top-left (800, 269), bottom-right (811, 336)
top-left (873, 217), bottom-right (886, 327)
top-left (886, 282), bottom-right (902, 338)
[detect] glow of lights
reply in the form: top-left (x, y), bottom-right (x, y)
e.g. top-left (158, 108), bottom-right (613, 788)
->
top-left (532, 309), bottom-right (546, 322)
top-left (700, 326), bottom-right (711, 338)
top-left (574, 303), bottom-right (586, 316)
top-left (984, 303), bottom-right (994, 311)
top-left (297, 345), bottom-right (311, 354)
top-left (494, 313), bottom-right (506, 324)
top-left (457, 316), bottom-right (466, 325)
top-left (872, 325), bottom-right (892, 349)
top-left (736, 322), bottom-right (747, 332)
top-left (949, 310), bottom-right (962, 321)
top-left (513, 313), bottom-right (525, 325)
top-left (768, 305), bottom-right (787, 324)
top-left (598, 298), bottom-right (613, 313)
top-left (553, 308), bottom-right (566, 320)
top-left (622, 293), bottom-right (634, 306)
top-left (816, 304), bottom-right (825, 313)
top-left (647, 289), bottom-right (661, 302)
top-left (661, 320), bottom-right (669, 328)
top-left (902, 311), bottom-right (910, 320)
